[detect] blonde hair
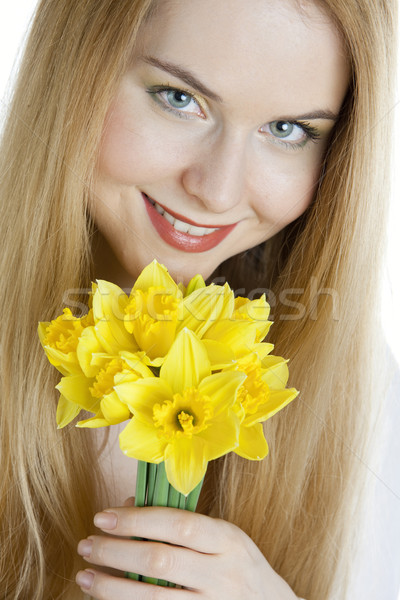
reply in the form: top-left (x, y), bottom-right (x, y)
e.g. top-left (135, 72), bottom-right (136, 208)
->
top-left (0, 0), bottom-right (396, 598)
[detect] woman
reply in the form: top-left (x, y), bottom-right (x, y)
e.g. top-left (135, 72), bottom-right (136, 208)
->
top-left (0, 0), bottom-right (397, 598)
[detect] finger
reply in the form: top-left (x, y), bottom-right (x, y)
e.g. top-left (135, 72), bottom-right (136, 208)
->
top-left (75, 569), bottom-right (196, 600)
top-left (78, 535), bottom-right (211, 589)
top-left (93, 506), bottom-right (236, 553)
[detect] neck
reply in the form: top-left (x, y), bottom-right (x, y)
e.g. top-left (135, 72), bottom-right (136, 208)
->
top-left (91, 230), bottom-right (135, 292)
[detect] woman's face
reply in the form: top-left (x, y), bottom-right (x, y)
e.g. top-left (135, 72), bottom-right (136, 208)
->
top-left (92, 0), bottom-right (349, 286)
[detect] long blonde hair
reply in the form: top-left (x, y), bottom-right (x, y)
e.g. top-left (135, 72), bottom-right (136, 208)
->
top-left (0, 0), bottom-right (396, 598)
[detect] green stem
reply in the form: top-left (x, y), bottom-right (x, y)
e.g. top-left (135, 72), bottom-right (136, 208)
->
top-left (127, 462), bottom-right (205, 587)
top-left (125, 571), bottom-right (140, 581)
top-left (151, 463), bottom-right (172, 586)
top-left (167, 484), bottom-right (181, 509)
top-left (141, 463), bottom-right (170, 586)
top-left (126, 461), bottom-right (149, 580)
top-left (153, 462), bottom-right (170, 507)
top-left (147, 462), bottom-right (157, 505)
top-left (135, 461), bottom-right (148, 507)
top-left (185, 476), bottom-right (204, 512)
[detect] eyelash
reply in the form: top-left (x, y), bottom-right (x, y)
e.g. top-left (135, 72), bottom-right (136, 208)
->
top-left (146, 85), bottom-right (321, 148)
top-left (146, 85), bottom-right (204, 119)
top-left (270, 122), bottom-right (321, 150)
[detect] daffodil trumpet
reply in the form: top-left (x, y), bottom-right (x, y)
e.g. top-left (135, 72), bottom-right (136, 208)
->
top-left (38, 259), bottom-right (299, 588)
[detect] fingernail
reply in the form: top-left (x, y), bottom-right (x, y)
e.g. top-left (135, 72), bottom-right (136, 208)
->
top-left (77, 538), bottom-right (93, 557)
top-left (123, 496), bottom-right (135, 507)
top-left (94, 511), bottom-right (118, 529)
top-left (76, 570), bottom-right (94, 590)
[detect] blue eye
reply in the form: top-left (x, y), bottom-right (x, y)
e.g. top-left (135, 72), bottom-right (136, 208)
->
top-left (164, 89), bottom-right (192, 109)
top-left (261, 120), bottom-right (321, 148)
top-left (147, 86), bottom-right (204, 118)
top-left (270, 121), bottom-right (296, 139)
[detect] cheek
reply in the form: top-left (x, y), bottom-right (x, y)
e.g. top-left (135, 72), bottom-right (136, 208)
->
top-left (254, 158), bottom-right (321, 228)
top-left (97, 99), bottom-right (193, 187)
top-left (97, 114), bottom-right (160, 185)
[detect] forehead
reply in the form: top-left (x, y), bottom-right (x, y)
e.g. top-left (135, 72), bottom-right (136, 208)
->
top-left (138, 0), bottom-right (349, 120)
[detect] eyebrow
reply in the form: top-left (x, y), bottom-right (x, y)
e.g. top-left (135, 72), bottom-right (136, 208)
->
top-left (277, 110), bottom-right (339, 122)
top-left (141, 55), bottom-right (338, 122)
top-left (141, 55), bottom-right (223, 102)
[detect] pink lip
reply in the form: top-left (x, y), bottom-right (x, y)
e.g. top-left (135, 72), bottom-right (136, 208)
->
top-left (143, 193), bottom-right (237, 253)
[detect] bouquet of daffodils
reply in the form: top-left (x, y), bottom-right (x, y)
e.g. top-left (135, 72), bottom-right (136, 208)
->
top-left (38, 260), bottom-right (298, 584)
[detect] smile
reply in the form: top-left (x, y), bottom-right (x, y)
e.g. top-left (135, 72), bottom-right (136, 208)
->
top-left (146, 196), bottom-right (219, 236)
top-left (142, 193), bottom-right (237, 253)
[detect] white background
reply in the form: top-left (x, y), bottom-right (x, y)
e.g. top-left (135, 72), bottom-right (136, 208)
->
top-left (0, 3), bottom-right (399, 599)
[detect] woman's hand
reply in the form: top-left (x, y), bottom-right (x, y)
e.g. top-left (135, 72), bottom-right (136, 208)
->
top-left (76, 503), bottom-right (298, 599)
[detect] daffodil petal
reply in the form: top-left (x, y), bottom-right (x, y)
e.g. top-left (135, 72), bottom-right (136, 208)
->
top-left (184, 273), bottom-right (206, 296)
top-left (89, 352), bottom-right (115, 369)
top-left (233, 295), bottom-right (272, 341)
top-left (119, 417), bottom-right (165, 462)
top-left (100, 391), bottom-right (131, 424)
top-left (88, 282), bottom-right (98, 309)
top-left (37, 321), bottom-right (49, 346)
top-left (178, 283), bottom-right (234, 337)
top-left (252, 342), bottom-right (275, 360)
top-left (255, 321), bottom-right (272, 343)
top-left (93, 280), bottom-right (134, 353)
top-left (198, 411), bottom-right (239, 461)
top-left (234, 294), bottom-right (270, 320)
top-left (235, 423), bottom-right (269, 460)
top-left (113, 369), bottom-right (144, 389)
top-left (128, 316), bottom-right (178, 360)
top-left (141, 355), bottom-right (165, 368)
top-left (164, 437), bottom-right (208, 496)
top-left (56, 395), bottom-right (81, 428)
top-left (160, 329), bottom-right (210, 393)
top-left (120, 351), bottom-right (156, 378)
top-left (204, 320), bottom-right (257, 355)
top-left (114, 377), bottom-right (172, 421)
top-left (56, 374), bottom-right (99, 414)
top-left (244, 387), bottom-right (299, 426)
top-left (42, 346), bottom-right (81, 375)
top-left (261, 356), bottom-right (289, 389)
top-left (133, 260), bottom-right (180, 297)
top-left (198, 371), bottom-right (246, 414)
top-left (76, 414), bottom-right (110, 428)
top-left (201, 339), bottom-right (236, 370)
top-left (77, 326), bottom-right (104, 378)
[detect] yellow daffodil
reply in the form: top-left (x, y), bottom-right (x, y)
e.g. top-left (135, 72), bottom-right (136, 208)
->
top-left (92, 280), bottom-right (138, 355)
top-left (76, 325), bottom-right (106, 378)
top-left (196, 294), bottom-right (272, 361)
top-left (181, 273), bottom-right (206, 296)
top-left (56, 352), bottom-right (152, 429)
top-left (232, 295), bottom-right (272, 342)
top-left (124, 260), bottom-right (183, 362)
top-left (38, 260), bottom-right (299, 512)
top-left (38, 307), bottom-right (94, 376)
top-left (177, 282), bottom-right (234, 338)
top-left (233, 351), bottom-right (298, 460)
top-left (116, 329), bottom-right (246, 495)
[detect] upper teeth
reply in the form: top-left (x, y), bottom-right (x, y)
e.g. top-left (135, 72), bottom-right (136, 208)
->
top-left (149, 197), bottom-right (219, 236)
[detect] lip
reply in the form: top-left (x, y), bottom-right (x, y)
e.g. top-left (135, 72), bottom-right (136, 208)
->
top-left (143, 193), bottom-right (237, 253)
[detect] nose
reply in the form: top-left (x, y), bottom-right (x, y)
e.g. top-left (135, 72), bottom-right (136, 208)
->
top-left (181, 129), bottom-right (248, 214)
